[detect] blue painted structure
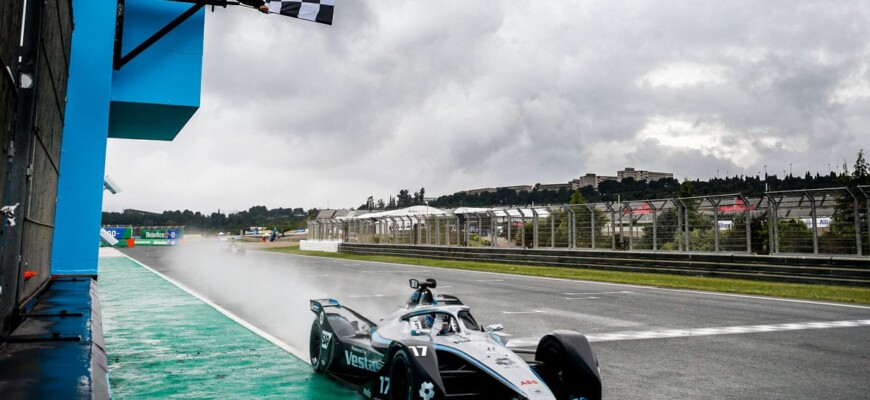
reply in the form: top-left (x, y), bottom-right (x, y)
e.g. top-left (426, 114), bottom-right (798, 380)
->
top-left (51, 0), bottom-right (204, 275)
top-left (0, 278), bottom-right (108, 399)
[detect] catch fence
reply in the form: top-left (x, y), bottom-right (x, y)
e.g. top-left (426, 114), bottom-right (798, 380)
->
top-left (308, 187), bottom-right (869, 257)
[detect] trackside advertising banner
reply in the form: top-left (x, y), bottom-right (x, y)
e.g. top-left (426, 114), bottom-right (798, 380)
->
top-left (141, 229), bottom-right (167, 239)
top-left (104, 227), bottom-right (132, 240)
top-left (137, 228), bottom-right (183, 245)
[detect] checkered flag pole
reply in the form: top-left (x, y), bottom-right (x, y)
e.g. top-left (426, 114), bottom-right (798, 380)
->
top-left (266, 0), bottom-right (335, 25)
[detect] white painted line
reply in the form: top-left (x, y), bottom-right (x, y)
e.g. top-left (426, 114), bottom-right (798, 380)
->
top-left (272, 252), bottom-right (870, 310)
top-left (348, 294), bottom-right (385, 298)
top-left (564, 296), bottom-right (600, 300)
top-left (305, 274), bottom-right (330, 278)
top-left (502, 310), bottom-right (545, 315)
top-left (476, 279), bottom-right (504, 282)
top-left (362, 270), bottom-right (430, 273)
top-left (584, 319), bottom-right (870, 343)
top-left (507, 319), bottom-right (870, 346)
top-left (563, 291), bottom-right (633, 295)
top-left (121, 255), bottom-right (307, 360)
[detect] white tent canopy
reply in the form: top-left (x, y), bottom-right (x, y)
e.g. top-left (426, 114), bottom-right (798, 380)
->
top-left (349, 205), bottom-right (447, 220)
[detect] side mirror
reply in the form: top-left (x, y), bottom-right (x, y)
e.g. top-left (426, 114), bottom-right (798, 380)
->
top-left (409, 279), bottom-right (419, 289)
top-left (486, 324), bottom-right (504, 332)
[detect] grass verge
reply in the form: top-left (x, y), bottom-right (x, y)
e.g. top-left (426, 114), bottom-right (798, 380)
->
top-left (263, 246), bottom-right (870, 305)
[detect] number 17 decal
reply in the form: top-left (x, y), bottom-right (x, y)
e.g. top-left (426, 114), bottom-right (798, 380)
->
top-left (380, 376), bottom-right (391, 394)
top-left (409, 346), bottom-right (428, 356)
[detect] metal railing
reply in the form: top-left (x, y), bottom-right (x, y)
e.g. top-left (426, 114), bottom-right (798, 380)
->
top-left (308, 186), bottom-right (870, 257)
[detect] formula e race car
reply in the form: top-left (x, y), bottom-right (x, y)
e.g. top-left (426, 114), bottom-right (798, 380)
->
top-left (309, 278), bottom-right (601, 400)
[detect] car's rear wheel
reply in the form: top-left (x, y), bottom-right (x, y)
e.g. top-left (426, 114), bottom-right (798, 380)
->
top-left (389, 349), bottom-right (414, 400)
top-left (310, 320), bottom-right (332, 372)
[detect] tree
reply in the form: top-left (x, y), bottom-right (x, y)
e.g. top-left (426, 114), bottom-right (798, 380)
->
top-left (827, 149), bottom-right (869, 254)
top-left (396, 189), bottom-right (412, 208)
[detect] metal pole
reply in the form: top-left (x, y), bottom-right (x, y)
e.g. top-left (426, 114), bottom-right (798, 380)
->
top-left (684, 200), bottom-right (690, 251)
top-left (464, 214), bottom-right (470, 247)
top-left (517, 208), bottom-right (526, 248)
top-left (487, 211), bottom-right (497, 248)
top-left (649, 201), bottom-right (658, 251)
top-left (624, 203), bottom-right (634, 251)
top-left (711, 197), bottom-right (720, 252)
top-left (806, 192), bottom-right (818, 254)
top-left (845, 188), bottom-right (862, 256)
top-left (588, 204), bottom-right (596, 249)
top-left (531, 208), bottom-right (540, 248)
top-left (455, 215), bottom-right (460, 247)
top-left (739, 194), bottom-right (752, 254)
top-left (564, 206), bottom-right (575, 249)
top-left (506, 211), bottom-right (512, 248)
top-left (772, 196), bottom-right (781, 253)
top-left (675, 199), bottom-right (684, 251)
top-left (547, 207), bottom-right (555, 248)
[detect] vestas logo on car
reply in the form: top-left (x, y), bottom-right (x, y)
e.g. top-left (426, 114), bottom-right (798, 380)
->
top-left (344, 350), bottom-right (383, 372)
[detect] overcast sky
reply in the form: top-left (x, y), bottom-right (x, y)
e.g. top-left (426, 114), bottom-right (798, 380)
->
top-left (103, 0), bottom-right (870, 213)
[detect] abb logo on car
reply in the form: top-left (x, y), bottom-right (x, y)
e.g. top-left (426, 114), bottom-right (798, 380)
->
top-left (520, 380), bottom-right (540, 385)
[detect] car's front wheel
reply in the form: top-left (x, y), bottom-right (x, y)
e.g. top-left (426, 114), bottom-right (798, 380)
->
top-left (536, 335), bottom-right (600, 400)
top-left (389, 349), bottom-right (415, 400)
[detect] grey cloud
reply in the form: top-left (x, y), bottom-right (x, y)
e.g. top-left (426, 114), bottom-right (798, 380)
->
top-left (103, 0), bottom-right (870, 213)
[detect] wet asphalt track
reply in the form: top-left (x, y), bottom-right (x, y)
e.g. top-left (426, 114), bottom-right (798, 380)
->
top-left (119, 244), bottom-right (870, 399)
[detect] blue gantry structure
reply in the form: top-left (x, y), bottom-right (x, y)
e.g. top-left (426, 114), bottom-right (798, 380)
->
top-left (1, 1), bottom-right (207, 398)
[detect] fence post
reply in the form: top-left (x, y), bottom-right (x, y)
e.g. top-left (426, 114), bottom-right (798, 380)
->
top-left (649, 201), bottom-right (658, 251)
top-left (564, 205), bottom-right (575, 249)
top-left (586, 204), bottom-right (597, 249)
top-left (863, 186), bottom-right (870, 256)
top-left (846, 188), bottom-right (862, 256)
top-left (710, 197), bottom-right (720, 252)
top-left (675, 200), bottom-right (683, 251)
top-left (531, 208), bottom-right (540, 248)
top-left (493, 212), bottom-right (498, 248)
top-left (506, 210), bottom-right (512, 248)
top-left (624, 202), bottom-right (634, 251)
top-left (739, 194), bottom-right (752, 254)
top-left (547, 207), bottom-right (555, 248)
top-left (805, 192), bottom-right (819, 254)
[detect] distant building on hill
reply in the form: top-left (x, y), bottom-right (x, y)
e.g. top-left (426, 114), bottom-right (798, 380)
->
top-left (617, 167), bottom-right (673, 182)
top-left (572, 167), bottom-right (673, 189)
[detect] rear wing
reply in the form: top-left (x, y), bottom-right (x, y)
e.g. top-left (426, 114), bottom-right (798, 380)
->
top-left (310, 298), bottom-right (378, 328)
top-left (310, 298), bottom-right (341, 315)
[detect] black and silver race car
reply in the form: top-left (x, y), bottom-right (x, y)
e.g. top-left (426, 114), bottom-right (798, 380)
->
top-left (309, 278), bottom-right (601, 400)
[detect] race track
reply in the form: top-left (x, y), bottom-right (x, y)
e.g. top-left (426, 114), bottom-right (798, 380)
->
top-left (119, 245), bottom-right (870, 399)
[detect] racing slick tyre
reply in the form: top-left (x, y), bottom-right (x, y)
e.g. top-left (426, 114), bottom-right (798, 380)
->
top-left (388, 349), bottom-right (416, 400)
top-left (536, 334), bottom-right (601, 400)
top-left (309, 320), bottom-right (334, 373)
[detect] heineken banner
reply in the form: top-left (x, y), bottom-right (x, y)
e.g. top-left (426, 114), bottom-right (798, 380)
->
top-left (141, 229), bottom-right (168, 239)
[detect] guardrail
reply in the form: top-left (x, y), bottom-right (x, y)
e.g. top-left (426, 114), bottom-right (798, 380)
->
top-left (339, 243), bottom-right (870, 287)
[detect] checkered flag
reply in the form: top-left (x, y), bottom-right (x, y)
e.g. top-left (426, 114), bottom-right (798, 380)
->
top-left (267, 0), bottom-right (335, 25)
